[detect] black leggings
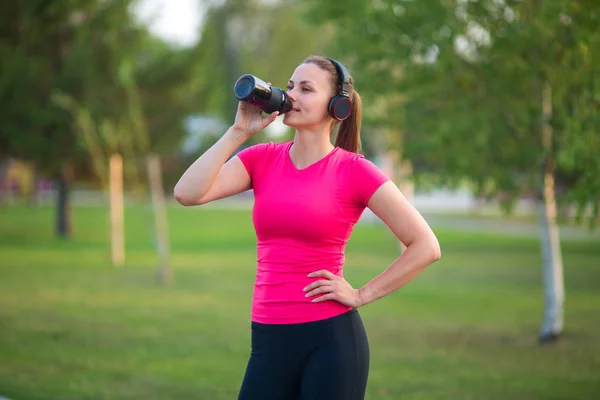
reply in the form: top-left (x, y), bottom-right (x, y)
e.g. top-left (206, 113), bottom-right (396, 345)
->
top-left (237, 308), bottom-right (370, 400)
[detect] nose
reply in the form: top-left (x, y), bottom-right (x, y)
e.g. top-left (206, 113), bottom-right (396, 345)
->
top-left (286, 87), bottom-right (297, 102)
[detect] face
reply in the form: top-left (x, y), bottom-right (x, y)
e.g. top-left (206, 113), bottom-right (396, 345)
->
top-left (282, 63), bottom-right (334, 129)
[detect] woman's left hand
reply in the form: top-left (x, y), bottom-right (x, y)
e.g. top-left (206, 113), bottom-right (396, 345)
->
top-left (303, 270), bottom-right (365, 308)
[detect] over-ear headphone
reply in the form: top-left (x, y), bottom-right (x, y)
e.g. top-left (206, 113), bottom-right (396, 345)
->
top-left (325, 57), bottom-right (353, 121)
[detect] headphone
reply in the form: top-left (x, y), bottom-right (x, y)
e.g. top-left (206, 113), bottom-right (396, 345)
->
top-left (325, 57), bottom-right (353, 121)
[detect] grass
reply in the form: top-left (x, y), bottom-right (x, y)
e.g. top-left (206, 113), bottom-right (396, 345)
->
top-left (0, 204), bottom-right (599, 400)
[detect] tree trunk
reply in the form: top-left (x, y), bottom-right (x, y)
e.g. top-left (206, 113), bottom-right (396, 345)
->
top-left (147, 154), bottom-right (171, 285)
top-left (110, 154), bottom-right (125, 267)
top-left (398, 159), bottom-right (415, 203)
top-left (27, 162), bottom-right (38, 206)
top-left (538, 82), bottom-right (565, 343)
top-left (538, 179), bottom-right (565, 343)
top-left (55, 164), bottom-right (72, 239)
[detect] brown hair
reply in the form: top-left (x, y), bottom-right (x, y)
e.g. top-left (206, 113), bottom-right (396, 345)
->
top-left (303, 55), bottom-right (362, 154)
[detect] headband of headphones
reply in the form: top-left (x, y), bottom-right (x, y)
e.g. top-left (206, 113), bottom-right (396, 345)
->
top-left (325, 57), bottom-right (351, 97)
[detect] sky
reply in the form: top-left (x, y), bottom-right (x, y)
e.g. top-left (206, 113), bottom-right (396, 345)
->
top-left (133, 0), bottom-right (204, 47)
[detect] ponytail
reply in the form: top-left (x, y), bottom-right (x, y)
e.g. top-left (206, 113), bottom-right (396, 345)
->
top-left (334, 88), bottom-right (362, 154)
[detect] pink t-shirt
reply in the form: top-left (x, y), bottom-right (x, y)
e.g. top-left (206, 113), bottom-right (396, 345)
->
top-left (236, 141), bottom-right (390, 324)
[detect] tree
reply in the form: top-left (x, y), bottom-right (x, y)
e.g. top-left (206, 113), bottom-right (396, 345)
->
top-left (304, 0), bottom-right (600, 341)
top-left (0, 0), bottom-right (204, 238)
top-left (0, 0), bottom-right (91, 237)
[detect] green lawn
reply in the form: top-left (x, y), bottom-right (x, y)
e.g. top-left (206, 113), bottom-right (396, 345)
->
top-left (0, 205), bottom-right (599, 400)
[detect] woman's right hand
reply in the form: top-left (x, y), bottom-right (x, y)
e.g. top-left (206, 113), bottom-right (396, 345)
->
top-left (232, 101), bottom-right (279, 139)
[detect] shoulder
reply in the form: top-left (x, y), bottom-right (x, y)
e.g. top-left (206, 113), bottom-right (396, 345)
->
top-left (237, 141), bottom-right (289, 157)
top-left (235, 141), bottom-right (290, 175)
top-left (334, 149), bottom-right (392, 204)
top-left (335, 147), bottom-right (364, 161)
top-left (235, 141), bottom-right (289, 163)
top-left (334, 148), bottom-right (381, 173)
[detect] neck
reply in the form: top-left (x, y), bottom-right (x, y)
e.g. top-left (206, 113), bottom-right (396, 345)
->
top-left (289, 126), bottom-right (335, 170)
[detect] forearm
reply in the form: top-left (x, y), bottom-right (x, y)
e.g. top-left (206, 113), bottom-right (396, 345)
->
top-left (358, 238), bottom-right (441, 306)
top-left (174, 126), bottom-right (246, 205)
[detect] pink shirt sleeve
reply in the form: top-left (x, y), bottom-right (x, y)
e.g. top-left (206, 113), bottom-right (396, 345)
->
top-left (236, 144), bottom-right (259, 176)
top-left (350, 156), bottom-right (391, 207)
top-left (236, 143), bottom-right (272, 180)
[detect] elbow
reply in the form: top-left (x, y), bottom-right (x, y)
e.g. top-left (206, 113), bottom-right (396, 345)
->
top-left (173, 186), bottom-right (196, 207)
top-left (429, 235), bottom-right (442, 263)
top-left (173, 191), bottom-right (189, 206)
top-left (404, 234), bottom-right (441, 265)
top-left (411, 233), bottom-right (440, 264)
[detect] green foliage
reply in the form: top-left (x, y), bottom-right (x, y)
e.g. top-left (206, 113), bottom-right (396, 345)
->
top-left (304, 0), bottom-right (600, 223)
top-left (0, 0), bottom-right (204, 181)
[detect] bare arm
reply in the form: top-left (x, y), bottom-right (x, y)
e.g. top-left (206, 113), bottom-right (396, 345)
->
top-left (174, 127), bottom-right (249, 206)
top-left (357, 181), bottom-right (441, 305)
top-left (174, 102), bottom-right (279, 206)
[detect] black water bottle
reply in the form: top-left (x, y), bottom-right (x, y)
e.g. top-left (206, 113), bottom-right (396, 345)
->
top-left (233, 74), bottom-right (292, 114)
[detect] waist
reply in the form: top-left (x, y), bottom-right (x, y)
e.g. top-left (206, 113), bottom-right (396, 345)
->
top-left (251, 267), bottom-right (351, 324)
top-left (251, 308), bottom-right (359, 331)
top-left (256, 242), bottom-right (345, 273)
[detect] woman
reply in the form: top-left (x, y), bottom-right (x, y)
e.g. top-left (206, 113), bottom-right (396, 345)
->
top-left (174, 55), bottom-right (441, 400)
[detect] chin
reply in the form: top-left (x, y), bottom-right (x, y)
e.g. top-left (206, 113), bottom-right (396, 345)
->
top-left (282, 114), bottom-right (301, 129)
top-left (283, 113), bottom-right (318, 129)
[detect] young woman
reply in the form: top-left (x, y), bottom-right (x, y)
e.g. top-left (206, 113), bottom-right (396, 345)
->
top-left (174, 55), bottom-right (441, 400)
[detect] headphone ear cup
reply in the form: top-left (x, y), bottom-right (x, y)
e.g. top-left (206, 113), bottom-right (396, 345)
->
top-left (328, 96), bottom-right (353, 121)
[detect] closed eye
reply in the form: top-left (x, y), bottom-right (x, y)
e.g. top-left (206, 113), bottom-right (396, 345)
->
top-left (286, 85), bottom-right (312, 92)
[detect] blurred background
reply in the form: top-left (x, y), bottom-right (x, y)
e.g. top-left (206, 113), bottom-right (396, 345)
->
top-left (0, 0), bottom-right (598, 399)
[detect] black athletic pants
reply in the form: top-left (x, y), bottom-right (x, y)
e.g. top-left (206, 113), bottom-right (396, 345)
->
top-left (237, 308), bottom-right (370, 400)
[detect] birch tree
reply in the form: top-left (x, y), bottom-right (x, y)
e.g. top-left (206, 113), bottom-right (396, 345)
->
top-left (305, 0), bottom-right (600, 342)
